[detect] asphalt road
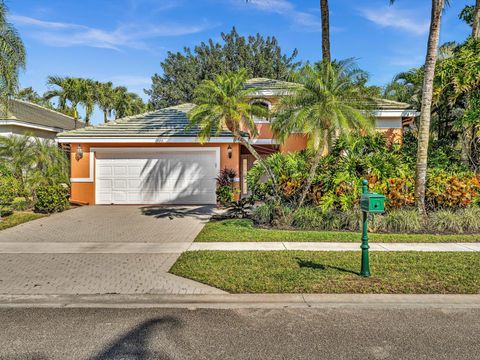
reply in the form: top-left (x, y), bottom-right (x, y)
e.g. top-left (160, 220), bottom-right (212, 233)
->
top-left (1, 307), bottom-right (479, 360)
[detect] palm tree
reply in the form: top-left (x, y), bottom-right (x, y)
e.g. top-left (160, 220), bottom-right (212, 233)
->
top-left (0, 134), bottom-right (34, 193)
top-left (31, 138), bottom-right (69, 186)
top-left (473, 0), bottom-right (480, 39)
top-left (272, 60), bottom-right (374, 208)
top-left (113, 86), bottom-right (145, 119)
top-left (44, 76), bottom-right (83, 127)
top-left (96, 81), bottom-right (114, 123)
top-left (320, 0), bottom-right (331, 62)
top-left (0, 1), bottom-right (26, 115)
top-left (390, 0), bottom-right (446, 214)
top-left (188, 69), bottom-right (280, 192)
top-left (78, 78), bottom-right (96, 126)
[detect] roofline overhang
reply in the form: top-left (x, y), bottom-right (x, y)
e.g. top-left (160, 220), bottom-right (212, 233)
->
top-left (371, 110), bottom-right (419, 117)
top-left (0, 119), bottom-right (64, 133)
top-left (56, 136), bottom-right (237, 144)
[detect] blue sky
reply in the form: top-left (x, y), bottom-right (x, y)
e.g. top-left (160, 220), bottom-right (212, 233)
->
top-left (8, 0), bottom-right (472, 125)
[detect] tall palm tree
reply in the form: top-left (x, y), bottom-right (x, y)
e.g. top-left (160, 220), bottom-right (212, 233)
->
top-left (188, 69), bottom-right (280, 192)
top-left (113, 86), bottom-right (146, 119)
top-left (320, 0), bottom-right (331, 62)
top-left (44, 76), bottom-right (83, 127)
top-left (96, 81), bottom-right (114, 123)
top-left (31, 138), bottom-right (69, 186)
top-left (0, 1), bottom-right (26, 115)
top-left (473, 0), bottom-right (480, 39)
top-left (390, 0), bottom-right (446, 214)
top-left (79, 78), bottom-right (96, 126)
top-left (272, 60), bottom-right (374, 208)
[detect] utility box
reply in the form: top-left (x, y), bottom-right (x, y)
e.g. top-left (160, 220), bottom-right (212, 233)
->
top-left (360, 193), bottom-right (385, 213)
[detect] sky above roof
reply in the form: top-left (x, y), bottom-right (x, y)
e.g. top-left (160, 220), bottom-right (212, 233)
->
top-left (9, 0), bottom-right (472, 125)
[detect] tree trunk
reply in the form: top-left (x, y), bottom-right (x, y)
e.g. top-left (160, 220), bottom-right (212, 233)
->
top-left (415, 0), bottom-right (444, 215)
top-left (103, 110), bottom-right (108, 123)
top-left (235, 135), bottom-right (277, 188)
top-left (296, 131), bottom-right (328, 209)
top-left (320, 0), bottom-right (331, 63)
top-left (473, 0), bottom-right (480, 39)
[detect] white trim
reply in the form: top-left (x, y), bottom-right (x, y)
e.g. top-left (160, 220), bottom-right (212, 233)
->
top-left (373, 110), bottom-right (420, 117)
top-left (70, 146), bottom-right (222, 184)
top-left (249, 139), bottom-right (279, 145)
top-left (57, 136), bottom-right (235, 144)
top-left (0, 120), bottom-right (63, 133)
top-left (248, 89), bottom-right (293, 96)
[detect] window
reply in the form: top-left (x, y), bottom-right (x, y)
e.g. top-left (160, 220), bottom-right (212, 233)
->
top-left (251, 100), bottom-right (271, 123)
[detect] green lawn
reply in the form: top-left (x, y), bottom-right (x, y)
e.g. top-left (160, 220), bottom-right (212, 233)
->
top-left (196, 219), bottom-right (480, 243)
top-left (170, 251), bottom-right (480, 294)
top-left (0, 212), bottom-right (45, 231)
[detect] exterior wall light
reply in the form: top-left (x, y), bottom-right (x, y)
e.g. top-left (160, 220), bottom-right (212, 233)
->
top-left (76, 144), bottom-right (83, 160)
top-left (227, 145), bottom-right (233, 159)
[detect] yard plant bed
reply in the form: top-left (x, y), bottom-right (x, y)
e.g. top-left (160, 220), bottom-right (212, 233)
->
top-left (170, 251), bottom-right (480, 294)
top-left (196, 219), bottom-right (480, 243)
top-left (0, 212), bottom-right (45, 231)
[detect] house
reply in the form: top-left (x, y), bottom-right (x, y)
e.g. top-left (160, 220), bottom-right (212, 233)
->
top-left (0, 98), bottom-right (81, 139)
top-left (57, 78), bottom-right (417, 206)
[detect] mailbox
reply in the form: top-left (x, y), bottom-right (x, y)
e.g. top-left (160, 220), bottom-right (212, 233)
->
top-left (360, 192), bottom-right (385, 213)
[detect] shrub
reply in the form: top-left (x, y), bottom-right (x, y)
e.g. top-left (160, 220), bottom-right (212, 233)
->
top-left (11, 197), bottom-right (29, 211)
top-left (458, 207), bottom-right (480, 233)
top-left (216, 186), bottom-right (235, 207)
top-left (426, 172), bottom-right (480, 210)
top-left (377, 209), bottom-right (422, 233)
top-left (216, 168), bottom-right (236, 187)
top-left (292, 207), bottom-right (324, 229)
top-left (253, 202), bottom-right (277, 225)
top-left (428, 210), bottom-right (464, 234)
top-left (0, 176), bottom-right (20, 216)
top-left (34, 184), bottom-right (69, 213)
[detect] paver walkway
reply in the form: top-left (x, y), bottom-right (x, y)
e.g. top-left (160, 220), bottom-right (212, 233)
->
top-left (0, 206), bottom-right (225, 295)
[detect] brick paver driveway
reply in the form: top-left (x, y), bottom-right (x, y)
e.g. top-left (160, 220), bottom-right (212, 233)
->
top-left (0, 206), bottom-right (224, 295)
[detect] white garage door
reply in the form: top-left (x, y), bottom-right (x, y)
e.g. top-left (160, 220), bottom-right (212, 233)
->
top-left (95, 148), bottom-right (218, 205)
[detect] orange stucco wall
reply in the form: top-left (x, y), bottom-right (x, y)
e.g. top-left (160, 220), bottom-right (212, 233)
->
top-left (280, 134), bottom-right (309, 153)
top-left (69, 142), bottom-right (240, 205)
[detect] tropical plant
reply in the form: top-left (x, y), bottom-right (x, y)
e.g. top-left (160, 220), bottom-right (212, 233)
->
top-left (0, 135), bottom-right (34, 194)
top-left (113, 86), bottom-right (146, 119)
top-left (96, 81), bottom-right (115, 123)
top-left (44, 76), bottom-right (83, 127)
top-left (272, 59), bottom-right (375, 208)
top-left (0, 1), bottom-right (26, 115)
top-left (30, 138), bottom-right (69, 187)
top-left (34, 184), bottom-right (69, 213)
top-left (79, 78), bottom-right (96, 125)
top-left (188, 69), bottom-right (281, 199)
top-left (390, 0), bottom-right (447, 214)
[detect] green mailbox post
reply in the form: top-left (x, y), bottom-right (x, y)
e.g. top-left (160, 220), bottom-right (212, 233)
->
top-left (359, 179), bottom-right (385, 277)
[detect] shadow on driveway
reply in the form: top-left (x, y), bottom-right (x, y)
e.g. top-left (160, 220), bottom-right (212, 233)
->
top-left (140, 205), bottom-right (215, 220)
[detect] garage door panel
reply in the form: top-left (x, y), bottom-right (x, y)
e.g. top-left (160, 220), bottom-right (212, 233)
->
top-left (96, 149), bottom-right (218, 205)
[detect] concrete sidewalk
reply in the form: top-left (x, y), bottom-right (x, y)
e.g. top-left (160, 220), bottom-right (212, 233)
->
top-left (188, 242), bottom-right (480, 252)
top-left (1, 241), bottom-right (479, 253)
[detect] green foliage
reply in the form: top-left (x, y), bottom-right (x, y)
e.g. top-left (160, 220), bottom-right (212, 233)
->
top-left (426, 171), bottom-right (480, 209)
top-left (376, 209), bottom-right (422, 233)
top-left (0, 176), bottom-right (19, 216)
top-left (253, 202), bottom-right (278, 225)
top-left (11, 197), bottom-right (28, 211)
top-left (0, 1), bottom-right (26, 112)
top-left (34, 184), bottom-right (69, 214)
top-left (458, 207), bottom-right (480, 232)
top-left (459, 5), bottom-right (475, 26)
top-left (429, 210), bottom-right (465, 234)
top-left (146, 27), bottom-right (300, 108)
top-left (216, 186), bottom-right (235, 207)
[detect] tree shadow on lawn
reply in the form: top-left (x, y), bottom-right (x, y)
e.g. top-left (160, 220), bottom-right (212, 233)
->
top-left (295, 258), bottom-right (360, 276)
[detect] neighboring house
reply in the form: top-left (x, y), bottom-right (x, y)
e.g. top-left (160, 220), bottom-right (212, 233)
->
top-left (0, 98), bottom-right (81, 139)
top-left (57, 78), bottom-right (417, 206)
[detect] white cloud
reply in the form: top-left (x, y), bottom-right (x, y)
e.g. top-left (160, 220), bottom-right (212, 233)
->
top-left (359, 6), bottom-right (430, 35)
top-left (241, 0), bottom-right (322, 32)
top-left (10, 14), bottom-right (211, 51)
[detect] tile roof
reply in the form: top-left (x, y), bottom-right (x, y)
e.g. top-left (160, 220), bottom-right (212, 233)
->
top-left (245, 78), bottom-right (300, 90)
top-left (1, 99), bottom-right (82, 130)
top-left (57, 103), bottom-right (235, 139)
